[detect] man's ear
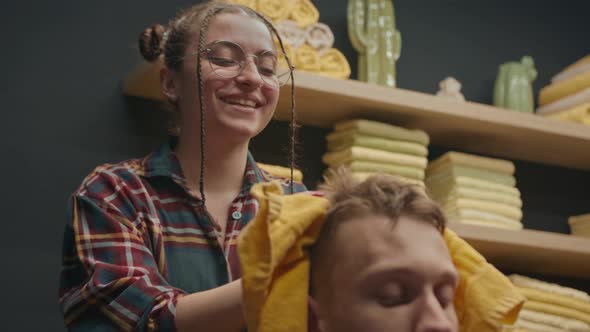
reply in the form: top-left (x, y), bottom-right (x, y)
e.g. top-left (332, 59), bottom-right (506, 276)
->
top-left (308, 295), bottom-right (322, 332)
top-left (161, 67), bottom-right (179, 103)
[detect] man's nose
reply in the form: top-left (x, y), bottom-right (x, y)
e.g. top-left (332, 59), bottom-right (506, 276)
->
top-left (415, 291), bottom-right (456, 332)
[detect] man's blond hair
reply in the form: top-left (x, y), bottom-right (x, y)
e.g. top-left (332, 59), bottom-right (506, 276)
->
top-left (310, 168), bottom-right (447, 295)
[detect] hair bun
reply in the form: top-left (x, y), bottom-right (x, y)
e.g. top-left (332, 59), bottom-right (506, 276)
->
top-left (139, 24), bottom-right (166, 62)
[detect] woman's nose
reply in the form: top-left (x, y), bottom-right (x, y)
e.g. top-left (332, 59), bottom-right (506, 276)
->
top-left (235, 59), bottom-right (264, 88)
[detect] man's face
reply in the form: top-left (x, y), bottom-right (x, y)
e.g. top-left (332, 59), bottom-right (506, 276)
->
top-left (310, 215), bottom-right (459, 332)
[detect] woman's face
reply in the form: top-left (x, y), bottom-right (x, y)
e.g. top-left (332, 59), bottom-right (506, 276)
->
top-left (176, 12), bottom-right (280, 142)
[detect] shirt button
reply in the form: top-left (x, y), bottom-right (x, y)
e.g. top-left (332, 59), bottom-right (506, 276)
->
top-left (232, 211), bottom-right (242, 220)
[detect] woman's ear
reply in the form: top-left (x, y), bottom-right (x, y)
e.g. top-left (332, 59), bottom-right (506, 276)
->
top-left (308, 296), bottom-right (323, 332)
top-left (161, 67), bottom-right (179, 103)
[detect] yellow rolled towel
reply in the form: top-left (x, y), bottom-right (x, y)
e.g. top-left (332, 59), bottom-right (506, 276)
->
top-left (518, 309), bottom-right (590, 332)
top-left (322, 146), bottom-right (428, 169)
top-left (326, 131), bottom-right (428, 156)
top-left (429, 186), bottom-right (523, 208)
top-left (426, 165), bottom-right (517, 187)
top-left (427, 175), bottom-right (521, 197)
top-left (538, 70), bottom-right (590, 106)
top-left (257, 0), bottom-right (296, 21)
top-left (318, 48), bottom-right (351, 79)
top-left (289, 0), bottom-right (320, 28)
top-left (443, 198), bottom-right (522, 220)
top-left (428, 151), bottom-right (515, 176)
top-left (509, 275), bottom-right (590, 303)
top-left (345, 160), bottom-right (425, 180)
top-left (333, 119), bottom-right (430, 145)
top-left (524, 301), bottom-right (590, 325)
top-left (445, 208), bottom-right (523, 229)
top-left (257, 163), bottom-right (303, 182)
top-left (226, 0), bottom-right (258, 9)
top-left (294, 44), bottom-right (321, 72)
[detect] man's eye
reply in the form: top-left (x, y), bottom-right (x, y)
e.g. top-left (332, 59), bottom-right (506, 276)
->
top-left (378, 295), bottom-right (405, 307)
top-left (437, 285), bottom-right (456, 308)
top-left (376, 284), bottom-right (408, 307)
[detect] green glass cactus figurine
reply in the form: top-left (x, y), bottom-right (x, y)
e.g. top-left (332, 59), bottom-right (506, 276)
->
top-left (347, 0), bottom-right (401, 87)
top-left (493, 56), bottom-right (537, 113)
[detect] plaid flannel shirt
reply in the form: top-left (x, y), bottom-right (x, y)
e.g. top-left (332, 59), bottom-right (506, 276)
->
top-left (58, 142), bottom-right (306, 331)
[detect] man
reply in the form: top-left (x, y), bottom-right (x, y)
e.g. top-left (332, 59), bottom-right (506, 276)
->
top-left (308, 171), bottom-right (459, 332)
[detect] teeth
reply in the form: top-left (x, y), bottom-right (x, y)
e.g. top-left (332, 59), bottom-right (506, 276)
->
top-left (224, 97), bottom-right (257, 107)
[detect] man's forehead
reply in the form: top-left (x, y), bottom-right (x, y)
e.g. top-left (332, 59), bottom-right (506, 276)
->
top-left (332, 215), bottom-right (453, 278)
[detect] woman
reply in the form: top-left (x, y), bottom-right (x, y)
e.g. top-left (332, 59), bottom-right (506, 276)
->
top-left (58, 2), bottom-right (304, 331)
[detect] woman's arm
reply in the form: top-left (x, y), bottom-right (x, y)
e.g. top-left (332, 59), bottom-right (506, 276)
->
top-left (176, 279), bottom-right (244, 332)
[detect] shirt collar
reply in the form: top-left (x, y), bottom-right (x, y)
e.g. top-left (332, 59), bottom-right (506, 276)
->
top-left (141, 138), bottom-right (270, 193)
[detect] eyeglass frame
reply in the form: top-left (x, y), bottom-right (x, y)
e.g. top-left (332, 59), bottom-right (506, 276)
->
top-left (195, 40), bottom-right (295, 88)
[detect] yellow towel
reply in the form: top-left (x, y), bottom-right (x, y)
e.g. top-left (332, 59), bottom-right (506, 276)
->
top-left (509, 275), bottom-right (590, 303)
top-left (444, 229), bottom-right (525, 331)
top-left (429, 186), bottom-right (523, 208)
top-left (536, 87), bottom-right (590, 115)
top-left (518, 309), bottom-right (590, 332)
top-left (515, 318), bottom-right (569, 332)
top-left (559, 55), bottom-right (590, 78)
top-left (445, 208), bottom-right (523, 229)
top-left (443, 198), bottom-right (523, 221)
top-left (569, 213), bottom-right (590, 225)
top-left (569, 214), bottom-right (590, 238)
top-left (333, 119), bottom-right (430, 145)
top-left (238, 181), bottom-right (329, 332)
top-left (346, 160), bottom-right (425, 180)
top-left (427, 175), bottom-right (521, 197)
top-left (426, 164), bottom-right (517, 187)
top-left (322, 146), bottom-right (428, 169)
top-left (428, 151), bottom-right (515, 176)
top-left (545, 103), bottom-right (590, 123)
top-left (450, 218), bottom-right (523, 230)
top-left (524, 301), bottom-right (590, 325)
top-left (257, 162), bottom-right (303, 182)
top-left (538, 70), bottom-right (590, 106)
top-left (552, 62), bottom-right (590, 84)
top-left (326, 132), bottom-right (429, 156)
top-left (518, 287), bottom-right (590, 316)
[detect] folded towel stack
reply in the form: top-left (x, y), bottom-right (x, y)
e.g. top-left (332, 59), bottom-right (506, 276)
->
top-left (508, 274), bottom-right (590, 332)
top-left (257, 162), bottom-right (304, 182)
top-left (537, 55), bottom-right (590, 126)
top-left (568, 213), bottom-right (590, 238)
top-left (322, 119), bottom-right (429, 186)
top-left (425, 151), bottom-right (523, 230)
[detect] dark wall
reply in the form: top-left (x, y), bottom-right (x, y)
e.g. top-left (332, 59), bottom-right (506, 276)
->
top-left (1, 1), bottom-right (589, 330)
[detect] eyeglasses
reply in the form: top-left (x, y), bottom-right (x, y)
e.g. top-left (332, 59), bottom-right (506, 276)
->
top-left (199, 40), bottom-right (294, 88)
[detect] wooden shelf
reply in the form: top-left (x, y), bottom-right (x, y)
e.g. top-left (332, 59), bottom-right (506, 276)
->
top-left (449, 223), bottom-right (590, 278)
top-left (124, 62), bottom-right (590, 170)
